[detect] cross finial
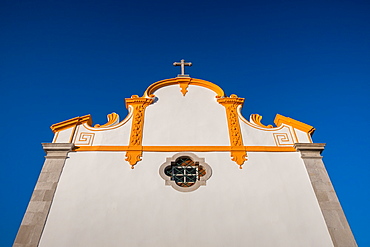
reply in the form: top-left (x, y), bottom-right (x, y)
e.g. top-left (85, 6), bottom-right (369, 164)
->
top-left (173, 59), bottom-right (192, 77)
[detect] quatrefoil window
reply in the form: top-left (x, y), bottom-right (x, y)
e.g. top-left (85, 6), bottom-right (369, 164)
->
top-left (159, 153), bottom-right (212, 192)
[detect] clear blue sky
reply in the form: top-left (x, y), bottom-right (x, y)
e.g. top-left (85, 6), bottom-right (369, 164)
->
top-left (1, 0), bottom-right (369, 246)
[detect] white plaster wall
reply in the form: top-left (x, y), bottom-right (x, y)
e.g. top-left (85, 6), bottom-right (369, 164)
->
top-left (52, 85), bottom-right (307, 148)
top-left (239, 122), bottom-right (295, 146)
top-left (39, 151), bottom-right (333, 247)
top-left (295, 129), bottom-right (311, 143)
top-left (54, 128), bottom-right (72, 143)
top-left (142, 85), bottom-right (230, 146)
top-left (74, 119), bottom-right (132, 146)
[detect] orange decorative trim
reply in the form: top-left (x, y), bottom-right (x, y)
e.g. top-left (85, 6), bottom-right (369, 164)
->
top-left (237, 108), bottom-right (285, 131)
top-left (75, 132), bottom-right (95, 146)
top-left (74, 145), bottom-right (296, 152)
top-left (246, 146), bottom-right (295, 152)
top-left (50, 115), bottom-right (92, 133)
top-left (306, 132), bottom-right (313, 143)
top-left (52, 131), bottom-right (59, 143)
top-left (143, 77), bottom-right (225, 98)
top-left (273, 133), bottom-right (294, 146)
top-left (179, 81), bottom-right (190, 96)
top-left (145, 146), bottom-right (233, 152)
top-left (217, 94), bottom-right (247, 168)
top-left (68, 125), bottom-right (78, 143)
top-left (250, 114), bottom-right (273, 128)
top-left (274, 114), bottom-right (315, 135)
top-left (125, 95), bottom-right (154, 168)
top-left (94, 113), bottom-right (119, 128)
top-left (83, 110), bottom-right (133, 131)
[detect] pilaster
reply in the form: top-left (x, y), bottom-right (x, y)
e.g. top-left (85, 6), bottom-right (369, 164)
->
top-left (217, 94), bottom-right (247, 168)
top-left (295, 143), bottom-right (357, 247)
top-left (125, 96), bottom-right (154, 168)
top-left (13, 143), bottom-right (74, 247)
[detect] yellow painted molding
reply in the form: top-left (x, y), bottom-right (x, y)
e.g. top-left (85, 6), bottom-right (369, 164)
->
top-left (94, 113), bottom-right (119, 128)
top-left (145, 146), bottom-right (232, 152)
top-left (246, 146), bottom-right (296, 152)
top-left (52, 131), bottom-right (59, 143)
top-left (217, 95), bottom-right (247, 168)
top-left (83, 109), bottom-right (133, 131)
top-left (274, 114), bottom-right (315, 135)
top-left (125, 149), bottom-right (143, 168)
top-left (125, 96), bottom-right (154, 168)
top-left (74, 145), bottom-right (296, 152)
top-left (250, 114), bottom-right (274, 128)
top-left (75, 146), bottom-right (130, 151)
top-left (237, 108), bottom-right (285, 131)
top-left (50, 115), bottom-right (92, 133)
top-left (143, 77), bottom-right (225, 98)
top-left (179, 81), bottom-right (190, 96)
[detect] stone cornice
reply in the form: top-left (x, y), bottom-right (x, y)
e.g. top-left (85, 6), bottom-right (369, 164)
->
top-left (294, 143), bottom-right (325, 159)
top-left (42, 143), bottom-right (75, 159)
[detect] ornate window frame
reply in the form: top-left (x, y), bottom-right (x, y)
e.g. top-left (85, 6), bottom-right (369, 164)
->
top-left (159, 153), bottom-right (212, 192)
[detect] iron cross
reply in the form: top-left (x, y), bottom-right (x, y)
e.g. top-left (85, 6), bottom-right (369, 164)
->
top-left (173, 59), bottom-right (192, 77)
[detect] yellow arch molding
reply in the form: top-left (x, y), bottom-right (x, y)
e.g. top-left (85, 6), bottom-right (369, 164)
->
top-left (94, 113), bottom-right (119, 128)
top-left (250, 114), bottom-right (274, 128)
top-left (237, 109), bottom-right (313, 140)
top-left (83, 109), bottom-right (133, 131)
top-left (143, 77), bottom-right (225, 98)
top-left (238, 108), bottom-right (284, 131)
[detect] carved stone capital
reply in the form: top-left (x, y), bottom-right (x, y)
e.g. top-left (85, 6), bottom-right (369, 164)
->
top-left (42, 143), bottom-right (75, 159)
top-left (294, 143), bottom-right (325, 159)
top-left (125, 95), bottom-right (154, 109)
top-left (217, 94), bottom-right (245, 107)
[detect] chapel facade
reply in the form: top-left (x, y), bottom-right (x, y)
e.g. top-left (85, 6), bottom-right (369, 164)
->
top-left (14, 61), bottom-right (357, 247)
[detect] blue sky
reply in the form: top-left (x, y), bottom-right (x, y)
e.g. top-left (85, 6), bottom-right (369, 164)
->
top-left (1, 0), bottom-right (369, 246)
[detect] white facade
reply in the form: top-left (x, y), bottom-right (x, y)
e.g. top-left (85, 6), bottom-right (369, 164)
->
top-left (39, 151), bottom-right (333, 247)
top-left (14, 77), bottom-right (357, 247)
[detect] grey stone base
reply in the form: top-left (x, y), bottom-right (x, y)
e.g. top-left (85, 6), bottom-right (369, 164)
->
top-left (13, 143), bottom-right (74, 247)
top-left (295, 143), bottom-right (357, 247)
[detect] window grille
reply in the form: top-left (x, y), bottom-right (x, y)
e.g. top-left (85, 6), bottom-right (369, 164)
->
top-left (159, 153), bottom-right (212, 192)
